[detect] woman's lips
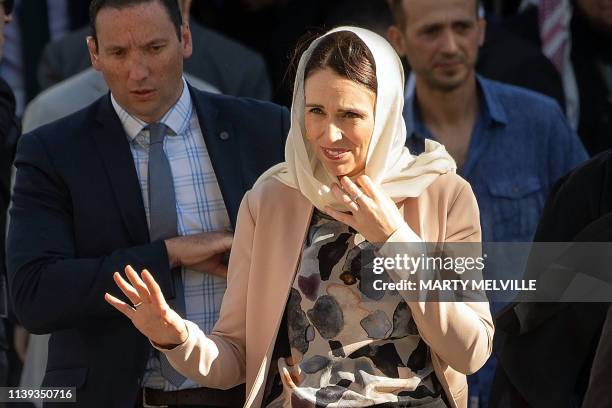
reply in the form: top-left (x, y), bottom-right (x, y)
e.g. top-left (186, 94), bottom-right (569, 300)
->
top-left (321, 147), bottom-right (350, 161)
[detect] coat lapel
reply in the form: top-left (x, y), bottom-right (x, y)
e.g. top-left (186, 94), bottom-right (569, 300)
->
top-left (89, 94), bottom-right (149, 244)
top-left (189, 86), bottom-right (246, 230)
top-left (247, 187), bottom-right (314, 407)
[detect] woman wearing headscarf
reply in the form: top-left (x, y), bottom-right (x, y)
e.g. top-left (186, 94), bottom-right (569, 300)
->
top-left (105, 27), bottom-right (493, 408)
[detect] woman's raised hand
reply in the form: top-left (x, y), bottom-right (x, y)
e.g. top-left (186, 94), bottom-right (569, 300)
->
top-left (105, 265), bottom-right (188, 349)
top-left (325, 175), bottom-right (409, 243)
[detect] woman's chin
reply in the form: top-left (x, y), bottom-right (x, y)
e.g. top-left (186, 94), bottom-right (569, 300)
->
top-left (324, 165), bottom-right (351, 178)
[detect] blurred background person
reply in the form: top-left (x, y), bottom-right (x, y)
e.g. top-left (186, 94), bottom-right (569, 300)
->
top-left (503, 0), bottom-right (612, 156)
top-left (386, 0), bottom-right (588, 406)
top-left (0, 0), bottom-right (16, 397)
top-left (0, 2), bottom-right (23, 404)
top-left (0, 0), bottom-right (89, 115)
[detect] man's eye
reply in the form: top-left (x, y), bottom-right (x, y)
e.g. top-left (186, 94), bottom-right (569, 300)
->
top-left (151, 45), bottom-right (164, 53)
top-left (422, 27), bottom-right (439, 36)
top-left (454, 23), bottom-right (472, 32)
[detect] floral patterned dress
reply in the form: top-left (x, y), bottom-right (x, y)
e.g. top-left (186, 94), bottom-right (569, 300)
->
top-left (265, 210), bottom-right (447, 408)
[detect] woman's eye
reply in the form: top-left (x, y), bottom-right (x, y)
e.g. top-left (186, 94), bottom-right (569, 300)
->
top-left (344, 111), bottom-right (361, 119)
top-left (309, 108), bottom-right (324, 114)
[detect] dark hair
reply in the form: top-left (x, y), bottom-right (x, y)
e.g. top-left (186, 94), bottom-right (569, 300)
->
top-left (389, 0), bottom-right (481, 29)
top-left (1, 0), bottom-right (14, 15)
top-left (89, 0), bottom-right (183, 48)
top-left (292, 30), bottom-right (377, 95)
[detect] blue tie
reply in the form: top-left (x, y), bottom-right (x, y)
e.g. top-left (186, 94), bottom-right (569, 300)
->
top-left (148, 123), bottom-right (186, 387)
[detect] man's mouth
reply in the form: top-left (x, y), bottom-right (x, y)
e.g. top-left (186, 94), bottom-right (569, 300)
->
top-left (131, 89), bottom-right (156, 98)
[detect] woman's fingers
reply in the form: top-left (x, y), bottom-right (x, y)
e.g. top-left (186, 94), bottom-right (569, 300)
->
top-left (112, 272), bottom-right (142, 306)
top-left (331, 183), bottom-right (359, 212)
top-left (324, 206), bottom-right (353, 227)
top-left (340, 177), bottom-right (370, 207)
top-left (104, 292), bottom-right (135, 319)
top-left (355, 175), bottom-right (377, 198)
top-left (124, 265), bottom-right (152, 304)
top-left (141, 269), bottom-right (167, 308)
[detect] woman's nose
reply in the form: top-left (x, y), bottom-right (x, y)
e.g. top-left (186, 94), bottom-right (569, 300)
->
top-left (323, 121), bottom-right (343, 143)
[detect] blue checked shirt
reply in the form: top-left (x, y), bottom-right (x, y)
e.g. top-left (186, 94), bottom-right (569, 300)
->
top-left (111, 78), bottom-right (230, 391)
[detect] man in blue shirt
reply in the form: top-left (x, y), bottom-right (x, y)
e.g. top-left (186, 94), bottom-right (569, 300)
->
top-left (387, 0), bottom-right (587, 406)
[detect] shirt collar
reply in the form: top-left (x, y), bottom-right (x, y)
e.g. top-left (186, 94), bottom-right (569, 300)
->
top-left (111, 77), bottom-right (193, 142)
top-left (405, 75), bottom-right (508, 141)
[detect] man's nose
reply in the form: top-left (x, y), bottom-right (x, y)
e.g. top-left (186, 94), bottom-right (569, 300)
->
top-left (127, 55), bottom-right (150, 82)
top-left (439, 29), bottom-right (460, 54)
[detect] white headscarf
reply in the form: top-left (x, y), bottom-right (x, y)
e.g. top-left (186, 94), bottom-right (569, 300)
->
top-left (256, 26), bottom-right (456, 211)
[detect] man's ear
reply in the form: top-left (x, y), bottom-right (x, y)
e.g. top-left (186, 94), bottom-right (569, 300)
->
top-left (387, 25), bottom-right (407, 57)
top-left (477, 17), bottom-right (486, 47)
top-left (180, 24), bottom-right (193, 59)
top-left (87, 36), bottom-right (101, 70)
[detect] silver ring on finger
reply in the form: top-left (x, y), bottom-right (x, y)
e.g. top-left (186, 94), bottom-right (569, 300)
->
top-left (352, 191), bottom-right (363, 204)
top-left (133, 301), bottom-right (143, 309)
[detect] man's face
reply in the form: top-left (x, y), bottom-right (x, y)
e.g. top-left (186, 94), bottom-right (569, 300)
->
top-left (87, 1), bottom-right (192, 123)
top-left (0, 3), bottom-right (11, 61)
top-left (576, 0), bottom-right (612, 31)
top-left (388, 0), bottom-right (485, 92)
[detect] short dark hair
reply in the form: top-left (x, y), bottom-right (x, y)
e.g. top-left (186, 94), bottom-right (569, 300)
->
top-left (389, 0), bottom-right (481, 29)
top-left (291, 31), bottom-right (378, 96)
top-left (89, 0), bottom-right (183, 47)
top-left (1, 0), bottom-right (14, 15)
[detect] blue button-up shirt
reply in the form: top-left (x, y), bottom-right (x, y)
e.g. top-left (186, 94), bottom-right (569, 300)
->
top-left (405, 76), bottom-right (588, 243)
top-left (405, 76), bottom-right (588, 407)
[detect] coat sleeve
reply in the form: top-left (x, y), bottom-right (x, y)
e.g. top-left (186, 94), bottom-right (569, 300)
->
top-left (156, 192), bottom-right (255, 389)
top-left (379, 180), bottom-right (494, 374)
top-left (7, 131), bottom-right (174, 333)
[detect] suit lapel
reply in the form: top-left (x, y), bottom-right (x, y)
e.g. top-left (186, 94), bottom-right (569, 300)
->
top-left (189, 86), bottom-right (246, 229)
top-left (89, 95), bottom-right (149, 244)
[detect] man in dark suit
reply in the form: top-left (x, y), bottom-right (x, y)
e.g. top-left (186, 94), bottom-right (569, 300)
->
top-left (6, 0), bottom-right (288, 407)
top-left (37, 0), bottom-right (272, 101)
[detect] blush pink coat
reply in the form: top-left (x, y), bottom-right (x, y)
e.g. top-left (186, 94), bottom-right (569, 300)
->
top-left (160, 173), bottom-right (494, 408)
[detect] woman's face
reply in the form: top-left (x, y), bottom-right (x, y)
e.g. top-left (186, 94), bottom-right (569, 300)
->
top-left (304, 67), bottom-right (376, 178)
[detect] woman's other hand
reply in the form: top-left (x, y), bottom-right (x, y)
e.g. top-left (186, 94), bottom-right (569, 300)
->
top-left (105, 265), bottom-right (188, 349)
top-left (325, 175), bottom-right (410, 243)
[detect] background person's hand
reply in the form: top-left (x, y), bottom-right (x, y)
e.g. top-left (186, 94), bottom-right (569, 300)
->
top-left (105, 265), bottom-right (188, 348)
top-left (13, 324), bottom-right (28, 363)
top-left (164, 231), bottom-right (232, 279)
top-left (325, 175), bottom-right (411, 243)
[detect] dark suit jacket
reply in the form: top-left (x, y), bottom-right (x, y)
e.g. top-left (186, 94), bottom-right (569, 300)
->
top-left (7, 86), bottom-right (289, 407)
top-left (0, 78), bottom-right (19, 322)
top-left (491, 150), bottom-right (612, 407)
top-left (38, 20), bottom-right (272, 100)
